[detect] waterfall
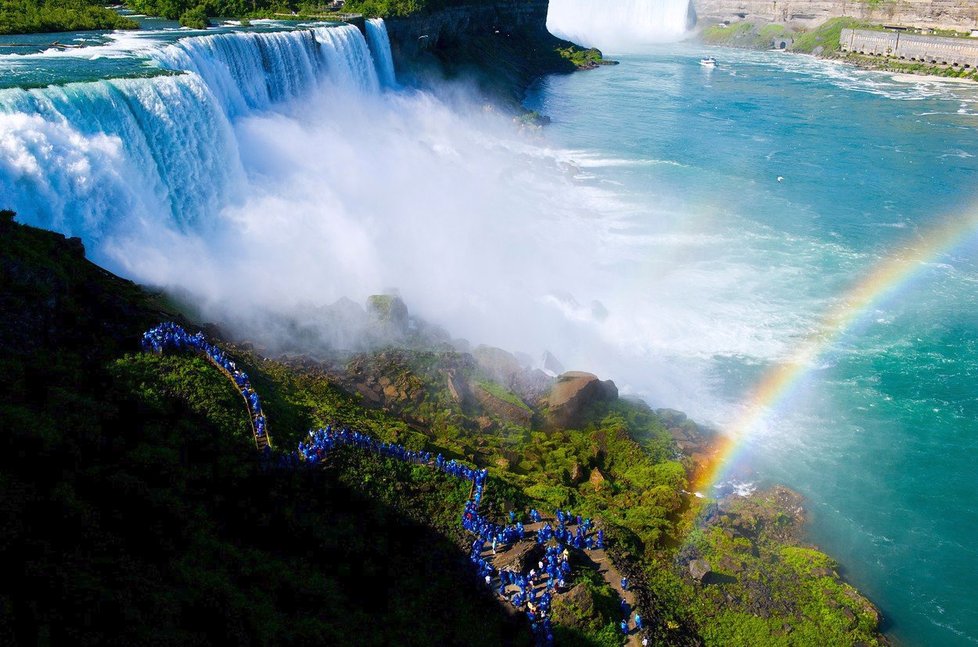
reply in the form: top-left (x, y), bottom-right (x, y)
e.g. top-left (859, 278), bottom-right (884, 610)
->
top-left (0, 74), bottom-right (242, 240)
top-left (0, 22), bottom-right (389, 244)
top-left (365, 18), bottom-right (397, 88)
top-left (150, 24), bottom-right (379, 117)
top-left (546, 0), bottom-right (693, 51)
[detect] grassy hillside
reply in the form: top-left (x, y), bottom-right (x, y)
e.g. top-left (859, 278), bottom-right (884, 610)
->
top-left (0, 212), bottom-right (886, 646)
top-left (0, 213), bottom-right (527, 645)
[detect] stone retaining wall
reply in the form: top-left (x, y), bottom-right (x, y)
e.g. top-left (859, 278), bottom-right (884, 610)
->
top-left (693, 0), bottom-right (978, 32)
top-left (840, 27), bottom-right (978, 67)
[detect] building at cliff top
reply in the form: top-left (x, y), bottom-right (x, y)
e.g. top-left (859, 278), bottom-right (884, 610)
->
top-left (692, 0), bottom-right (978, 33)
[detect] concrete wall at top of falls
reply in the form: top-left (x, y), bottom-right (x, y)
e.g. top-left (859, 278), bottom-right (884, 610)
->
top-left (692, 0), bottom-right (978, 32)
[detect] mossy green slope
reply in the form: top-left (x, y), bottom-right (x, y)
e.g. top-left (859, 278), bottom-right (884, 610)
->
top-left (0, 214), bottom-right (886, 646)
top-left (0, 215), bottom-right (528, 646)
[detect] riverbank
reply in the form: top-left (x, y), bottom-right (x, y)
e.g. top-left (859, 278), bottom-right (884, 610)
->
top-left (696, 17), bottom-right (978, 83)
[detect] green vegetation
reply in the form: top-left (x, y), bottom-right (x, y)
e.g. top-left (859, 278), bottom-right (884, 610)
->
top-left (475, 379), bottom-right (532, 412)
top-left (0, 215), bottom-right (529, 645)
top-left (0, 0), bottom-right (137, 35)
top-left (847, 54), bottom-right (978, 80)
top-left (655, 490), bottom-right (884, 646)
top-left (759, 23), bottom-right (790, 41)
top-left (0, 213), bottom-right (885, 646)
top-left (342, 0), bottom-right (478, 18)
top-left (791, 17), bottom-right (865, 54)
top-left (551, 568), bottom-right (622, 646)
top-left (555, 44), bottom-right (609, 69)
top-left (699, 21), bottom-right (762, 47)
top-left (178, 3), bottom-right (208, 27)
top-left (699, 21), bottom-right (794, 50)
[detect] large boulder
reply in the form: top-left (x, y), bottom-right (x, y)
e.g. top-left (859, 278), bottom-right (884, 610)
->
top-left (494, 540), bottom-right (541, 574)
top-left (690, 559), bottom-right (712, 583)
top-left (473, 345), bottom-right (554, 402)
top-left (471, 382), bottom-right (533, 426)
top-left (367, 294), bottom-right (409, 328)
top-left (545, 371), bottom-right (617, 428)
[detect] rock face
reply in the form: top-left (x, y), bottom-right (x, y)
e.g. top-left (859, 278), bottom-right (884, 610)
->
top-left (693, 0), bottom-right (978, 31)
top-left (471, 382), bottom-right (533, 426)
top-left (494, 540), bottom-right (541, 574)
top-left (473, 344), bottom-right (553, 402)
top-left (386, 0), bottom-right (552, 60)
top-left (690, 559), bottom-right (712, 583)
top-left (385, 0), bottom-right (586, 108)
top-left (367, 294), bottom-right (409, 328)
top-left (588, 466), bottom-right (607, 488)
top-left (545, 371), bottom-right (617, 428)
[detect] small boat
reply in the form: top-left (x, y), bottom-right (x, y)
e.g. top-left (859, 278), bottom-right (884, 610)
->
top-left (699, 57), bottom-right (717, 67)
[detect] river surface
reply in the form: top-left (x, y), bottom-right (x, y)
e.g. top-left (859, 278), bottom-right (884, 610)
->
top-left (526, 45), bottom-right (978, 647)
top-left (1, 20), bottom-right (977, 646)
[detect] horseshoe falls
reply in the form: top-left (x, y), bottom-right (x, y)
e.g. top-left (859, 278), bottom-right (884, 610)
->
top-left (546, 0), bottom-right (693, 50)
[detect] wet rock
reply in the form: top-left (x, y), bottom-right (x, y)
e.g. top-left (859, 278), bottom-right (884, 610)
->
top-left (589, 467), bottom-right (607, 488)
top-left (471, 382), bottom-right (533, 426)
top-left (473, 344), bottom-right (553, 401)
top-left (367, 293), bottom-right (409, 327)
top-left (551, 582), bottom-right (601, 631)
top-left (569, 461), bottom-right (585, 484)
top-left (690, 559), bottom-right (712, 583)
top-left (545, 371), bottom-right (617, 428)
top-left (542, 350), bottom-right (565, 375)
top-left (495, 540), bottom-right (541, 574)
top-left (444, 369), bottom-right (470, 405)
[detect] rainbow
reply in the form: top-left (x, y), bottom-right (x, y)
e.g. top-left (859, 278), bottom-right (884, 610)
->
top-left (693, 206), bottom-right (978, 493)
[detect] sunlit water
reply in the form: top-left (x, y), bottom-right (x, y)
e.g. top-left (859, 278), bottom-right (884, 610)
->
top-left (2, 22), bottom-right (977, 646)
top-left (525, 45), bottom-right (978, 646)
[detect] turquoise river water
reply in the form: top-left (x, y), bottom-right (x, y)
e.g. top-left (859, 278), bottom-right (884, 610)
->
top-left (527, 45), bottom-right (978, 646)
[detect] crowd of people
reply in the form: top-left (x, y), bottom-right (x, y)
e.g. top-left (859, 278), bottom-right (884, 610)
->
top-left (141, 323), bottom-right (644, 646)
top-left (141, 323), bottom-right (269, 444)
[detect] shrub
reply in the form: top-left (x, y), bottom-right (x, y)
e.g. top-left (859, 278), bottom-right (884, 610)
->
top-left (179, 4), bottom-right (209, 28)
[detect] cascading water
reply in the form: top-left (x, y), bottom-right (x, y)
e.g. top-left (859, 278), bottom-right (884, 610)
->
top-left (365, 18), bottom-right (397, 88)
top-left (150, 24), bottom-right (379, 117)
top-left (546, 0), bottom-right (693, 51)
top-left (0, 74), bottom-right (241, 239)
top-left (0, 22), bottom-right (387, 243)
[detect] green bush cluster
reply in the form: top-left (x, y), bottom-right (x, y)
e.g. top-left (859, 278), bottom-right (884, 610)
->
top-left (791, 16), bottom-right (865, 53)
top-left (178, 3), bottom-right (208, 27)
top-left (555, 44), bottom-right (606, 68)
top-left (0, 0), bottom-right (137, 34)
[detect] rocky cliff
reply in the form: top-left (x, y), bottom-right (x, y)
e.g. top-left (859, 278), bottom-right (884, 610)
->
top-left (693, 0), bottom-right (978, 31)
top-left (385, 0), bottom-right (585, 106)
